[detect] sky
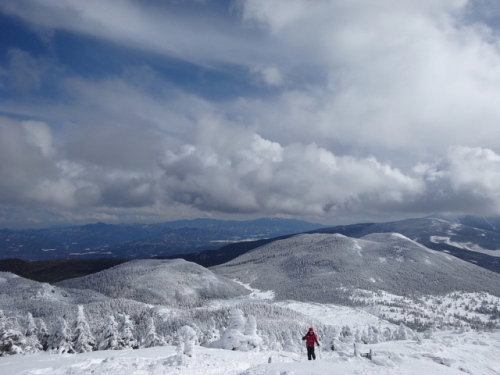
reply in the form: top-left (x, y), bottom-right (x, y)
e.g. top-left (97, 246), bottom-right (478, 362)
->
top-left (2, 0), bottom-right (500, 228)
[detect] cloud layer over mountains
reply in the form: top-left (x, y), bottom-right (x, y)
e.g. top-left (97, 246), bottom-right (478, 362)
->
top-left (2, 0), bottom-right (500, 227)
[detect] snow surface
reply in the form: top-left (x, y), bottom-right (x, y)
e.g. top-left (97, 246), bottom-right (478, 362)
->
top-left (2, 274), bottom-right (500, 374)
top-left (1, 327), bottom-right (499, 375)
top-left (430, 236), bottom-right (500, 257)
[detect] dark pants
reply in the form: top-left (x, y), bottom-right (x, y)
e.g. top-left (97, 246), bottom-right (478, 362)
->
top-left (307, 346), bottom-right (316, 360)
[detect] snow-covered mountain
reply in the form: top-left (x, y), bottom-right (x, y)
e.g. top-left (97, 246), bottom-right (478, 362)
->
top-left (316, 217), bottom-right (500, 272)
top-left (212, 232), bottom-right (500, 302)
top-left (2, 239), bottom-right (500, 375)
top-left (57, 259), bottom-right (249, 307)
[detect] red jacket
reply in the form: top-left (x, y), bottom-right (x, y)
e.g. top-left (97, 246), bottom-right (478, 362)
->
top-left (302, 332), bottom-right (319, 347)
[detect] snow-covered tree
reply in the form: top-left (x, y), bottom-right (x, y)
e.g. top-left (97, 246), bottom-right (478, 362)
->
top-left (282, 330), bottom-right (298, 353)
top-left (117, 313), bottom-right (138, 349)
top-left (23, 313), bottom-right (42, 354)
top-left (36, 318), bottom-right (50, 351)
top-left (178, 325), bottom-right (197, 357)
top-left (0, 329), bottom-right (27, 356)
top-left (211, 309), bottom-right (263, 351)
top-left (354, 329), bottom-right (362, 343)
top-left (211, 309), bottom-right (248, 350)
top-left (397, 323), bottom-right (409, 340)
top-left (98, 315), bottom-right (120, 351)
top-left (201, 317), bottom-right (220, 347)
top-left (143, 317), bottom-right (165, 348)
top-left (243, 315), bottom-right (263, 351)
top-left (229, 309), bottom-right (246, 331)
top-left (25, 313), bottom-right (37, 337)
top-left (383, 327), bottom-right (393, 341)
top-left (323, 325), bottom-right (339, 351)
top-left (47, 317), bottom-right (74, 354)
top-left (370, 326), bottom-right (383, 344)
top-left (73, 305), bottom-right (95, 353)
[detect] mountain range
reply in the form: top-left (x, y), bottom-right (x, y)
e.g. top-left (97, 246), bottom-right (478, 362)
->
top-left (2, 215), bottom-right (500, 369)
top-left (0, 218), bottom-right (327, 261)
top-left (168, 217), bottom-right (500, 275)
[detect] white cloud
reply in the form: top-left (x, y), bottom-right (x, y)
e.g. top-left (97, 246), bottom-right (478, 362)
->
top-left (236, 0), bottom-right (500, 156)
top-left (3, 1), bottom-right (500, 226)
top-left (250, 65), bottom-right (284, 87)
top-left (160, 117), bottom-right (425, 216)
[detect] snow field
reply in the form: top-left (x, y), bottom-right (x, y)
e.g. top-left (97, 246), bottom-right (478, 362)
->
top-left (1, 329), bottom-right (500, 375)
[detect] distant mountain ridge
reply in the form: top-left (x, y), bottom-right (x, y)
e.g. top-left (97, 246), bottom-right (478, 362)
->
top-left (171, 216), bottom-right (500, 274)
top-left (212, 232), bottom-right (500, 303)
top-left (0, 218), bottom-right (327, 261)
top-left (314, 217), bottom-right (500, 273)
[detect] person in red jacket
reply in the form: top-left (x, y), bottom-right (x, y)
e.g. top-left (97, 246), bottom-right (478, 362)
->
top-left (302, 327), bottom-right (320, 360)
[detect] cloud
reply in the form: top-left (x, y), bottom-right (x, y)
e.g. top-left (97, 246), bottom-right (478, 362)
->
top-left (250, 65), bottom-right (284, 87)
top-left (4, 110), bottom-right (500, 226)
top-left (3, 1), bottom-right (500, 227)
top-left (0, 116), bottom-right (163, 211)
top-left (412, 146), bottom-right (500, 214)
top-left (160, 116), bottom-right (423, 216)
top-left (235, 0), bottom-right (500, 157)
top-left (0, 0), bottom-right (280, 68)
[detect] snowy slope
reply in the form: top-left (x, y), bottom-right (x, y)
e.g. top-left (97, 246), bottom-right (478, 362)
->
top-left (57, 259), bottom-right (250, 307)
top-left (212, 232), bottom-right (500, 302)
top-left (1, 327), bottom-right (499, 375)
top-left (319, 217), bottom-right (500, 259)
top-left (0, 271), bottom-right (109, 313)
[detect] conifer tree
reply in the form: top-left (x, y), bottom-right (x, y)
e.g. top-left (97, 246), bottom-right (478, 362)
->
top-left (36, 318), bottom-right (50, 351)
top-left (143, 317), bottom-right (166, 348)
top-left (0, 328), bottom-right (27, 356)
top-left (98, 315), bottom-right (120, 350)
top-left (117, 313), bottom-right (138, 349)
top-left (47, 317), bottom-right (74, 354)
top-left (24, 313), bottom-right (42, 354)
top-left (73, 305), bottom-right (95, 353)
top-left (25, 313), bottom-right (37, 337)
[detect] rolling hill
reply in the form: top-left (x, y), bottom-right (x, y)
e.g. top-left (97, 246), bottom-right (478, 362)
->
top-left (212, 232), bottom-right (500, 303)
top-left (57, 258), bottom-right (250, 307)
